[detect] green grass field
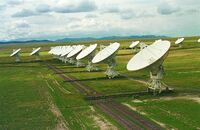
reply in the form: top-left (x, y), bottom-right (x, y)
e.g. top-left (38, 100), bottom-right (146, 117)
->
top-left (0, 36), bottom-right (200, 130)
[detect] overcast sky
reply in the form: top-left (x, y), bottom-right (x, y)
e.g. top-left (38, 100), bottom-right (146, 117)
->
top-left (0, 0), bottom-right (200, 41)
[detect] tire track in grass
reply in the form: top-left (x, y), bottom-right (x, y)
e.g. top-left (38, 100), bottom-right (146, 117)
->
top-left (39, 72), bottom-right (69, 130)
top-left (53, 79), bottom-right (71, 94)
top-left (45, 80), bottom-right (54, 92)
top-left (45, 62), bottom-right (163, 130)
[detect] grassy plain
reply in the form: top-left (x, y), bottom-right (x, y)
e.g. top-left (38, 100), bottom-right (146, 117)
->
top-left (0, 36), bottom-right (200, 130)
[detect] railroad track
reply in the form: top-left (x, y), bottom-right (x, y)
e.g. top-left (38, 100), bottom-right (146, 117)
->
top-left (46, 63), bottom-right (100, 96)
top-left (45, 63), bottom-right (163, 130)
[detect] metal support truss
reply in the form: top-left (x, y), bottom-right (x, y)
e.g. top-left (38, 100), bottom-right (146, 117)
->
top-left (105, 54), bottom-right (119, 79)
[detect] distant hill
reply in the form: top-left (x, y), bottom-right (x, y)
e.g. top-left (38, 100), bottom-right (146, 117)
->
top-left (0, 40), bottom-right (52, 44)
top-left (0, 35), bottom-right (167, 44)
top-left (56, 35), bottom-right (167, 42)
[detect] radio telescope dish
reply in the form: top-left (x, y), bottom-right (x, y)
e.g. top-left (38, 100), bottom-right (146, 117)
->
top-left (61, 46), bottom-right (72, 57)
top-left (198, 38), bottom-right (200, 43)
top-left (76, 44), bottom-right (98, 71)
top-left (30, 47), bottom-right (41, 60)
top-left (175, 38), bottom-right (184, 47)
top-left (127, 40), bottom-right (171, 95)
top-left (67, 45), bottom-right (84, 65)
top-left (57, 46), bottom-right (69, 62)
top-left (129, 41), bottom-right (140, 53)
top-left (77, 44), bottom-right (97, 60)
top-left (129, 41), bottom-right (140, 48)
top-left (50, 46), bottom-right (66, 59)
top-left (92, 42), bottom-right (120, 78)
top-left (61, 46), bottom-right (74, 63)
top-left (10, 48), bottom-right (21, 62)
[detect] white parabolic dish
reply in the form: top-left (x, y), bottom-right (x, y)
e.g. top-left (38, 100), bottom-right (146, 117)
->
top-left (127, 41), bottom-right (171, 71)
top-left (76, 44), bottom-right (97, 60)
top-left (175, 38), bottom-right (184, 44)
top-left (61, 46), bottom-right (73, 57)
top-left (30, 47), bottom-right (41, 56)
top-left (67, 45), bottom-right (84, 58)
top-left (54, 47), bottom-right (64, 56)
top-left (129, 41), bottom-right (140, 48)
top-left (10, 49), bottom-right (21, 57)
top-left (92, 42), bottom-right (120, 64)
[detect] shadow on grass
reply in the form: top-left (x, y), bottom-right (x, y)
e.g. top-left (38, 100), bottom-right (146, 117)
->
top-left (0, 60), bottom-right (43, 64)
top-left (55, 69), bottom-right (104, 74)
top-left (0, 60), bottom-right (46, 68)
top-left (65, 75), bottom-right (127, 82)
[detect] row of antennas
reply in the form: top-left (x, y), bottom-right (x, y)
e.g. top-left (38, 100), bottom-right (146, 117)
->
top-left (49, 43), bottom-right (120, 78)
top-left (48, 37), bottom-right (200, 94)
top-left (49, 40), bottom-right (170, 95)
top-left (130, 37), bottom-right (200, 50)
top-left (10, 47), bottom-right (41, 62)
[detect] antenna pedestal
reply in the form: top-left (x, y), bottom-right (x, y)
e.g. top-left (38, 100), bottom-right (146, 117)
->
top-left (15, 54), bottom-right (20, 62)
top-left (133, 48), bottom-right (138, 53)
top-left (61, 57), bottom-right (65, 62)
top-left (53, 55), bottom-right (58, 59)
top-left (35, 53), bottom-right (40, 61)
top-left (58, 56), bottom-right (62, 61)
top-left (148, 65), bottom-right (169, 95)
top-left (86, 53), bottom-right (98, 72)
top-left (76, 60), bottom-right (85, 67)
top-left (105, 66), bottom-right (119, 79)
top-left (86, 61), bottom-right (98, 72)
top-left (69, 58), bottom-right (76, 64)
top-left (105, 55), bottom-right (119, 79)
top-left (63, 56), bottom-right (69, 63)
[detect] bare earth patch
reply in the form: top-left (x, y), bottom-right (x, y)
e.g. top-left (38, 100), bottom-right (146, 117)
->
top-left (151, 119), bottom-right (166, 128)
top-left (178, 71), bottom-right (200, 74)
top-left (46, 92), bottom-right (69, 130)
top-left (144, 95), bottom-right (200, 104)
top-left (89, 106), bottom-right (118, 130)
top-left (123, 103), bottom-right (169, 129)
top-left (132, 99), bottom-right (143, 103)
top-left (53, 79), bottom-right (71, 94)
top-left (123, 103), bottom-right (137, 111)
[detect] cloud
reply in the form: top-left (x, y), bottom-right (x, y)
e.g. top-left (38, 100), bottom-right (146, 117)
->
top-left (35, 4), bottom-right (51, 13)
top-left (0, 5), bottom-right (5, 10)
top-left (11, 0), bottom-right (97, 18)
top-left (12, 9), bottom-right (37, 17)
top-left (85, 14), bottom-right (98, 18)
top-left (6, 0), bottom-right (24, 5)
top-left (14, 21), bottom-right (30, 28)
top-left (157, 1), bottom-right (180, 15)
top-left (103, 6), bottom-right (120, 13)
top-left (102, 6), bottom-right (136, 19)
top-left (185, 8), bottom-right (200, 14)
top-left (53, 0), bottom-right (97, 13)
top-left (1, 0), bottom-right (200, 41)
top-left (120, 10), bottom-right (136, 19)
